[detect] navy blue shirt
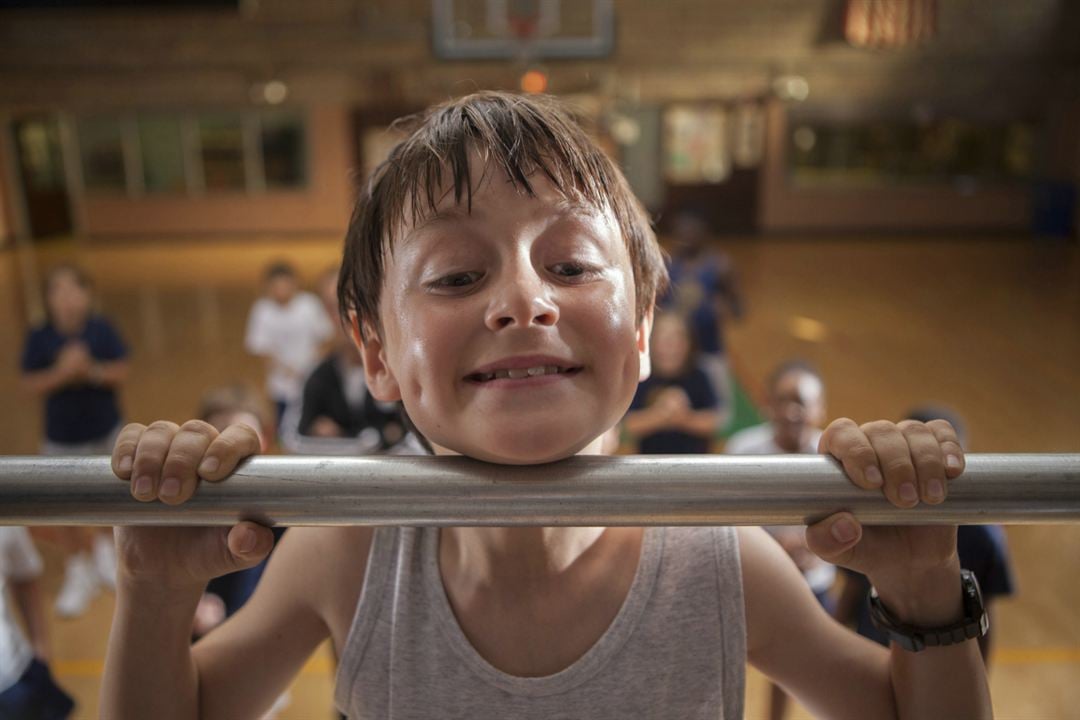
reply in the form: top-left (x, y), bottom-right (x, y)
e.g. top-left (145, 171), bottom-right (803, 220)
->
top-left (661, 255), bottom-right (737, 356)
top-left (21, 316), bottom-right (127, 444)
top-left (629, 366), bottom-right (718, 455)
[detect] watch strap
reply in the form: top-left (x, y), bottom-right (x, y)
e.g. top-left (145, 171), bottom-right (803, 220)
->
top-left (868, 568), bottom-right (989, 652)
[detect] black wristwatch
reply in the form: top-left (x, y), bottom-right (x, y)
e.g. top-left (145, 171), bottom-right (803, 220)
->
top-left (868, 569), bottom-right (989, 652)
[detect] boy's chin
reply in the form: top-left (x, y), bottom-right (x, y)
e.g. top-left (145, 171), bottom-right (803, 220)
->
top-left (432, 433), bottom-right (597, 466)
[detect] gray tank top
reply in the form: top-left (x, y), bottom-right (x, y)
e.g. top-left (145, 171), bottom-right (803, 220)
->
top-left (335, 526), bottom-right (745, 719)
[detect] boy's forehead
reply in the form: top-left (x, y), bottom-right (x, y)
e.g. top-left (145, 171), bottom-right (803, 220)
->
top-left (395, 163), bottom-right (613, 245)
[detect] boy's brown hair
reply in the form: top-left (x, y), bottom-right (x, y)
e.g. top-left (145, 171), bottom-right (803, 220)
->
top-left (338, 91), bottom-right (668, 339)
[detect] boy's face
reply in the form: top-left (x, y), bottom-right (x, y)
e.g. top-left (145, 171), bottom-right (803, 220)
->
top-left (356, 161), bottom-right (651, 464)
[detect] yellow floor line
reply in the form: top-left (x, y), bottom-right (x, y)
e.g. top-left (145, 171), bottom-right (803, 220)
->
top-left (50, 647), bottom-right (1080, 679)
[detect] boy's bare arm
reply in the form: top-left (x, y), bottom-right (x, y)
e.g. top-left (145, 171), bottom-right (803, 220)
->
top-left (742, 527), bottom-right (990, 719)
top-left (101, 420), bottom-right (339, 720)
top-left (193, 526), bottom-right (370, 718)
top-left (102, 529), bottom-right (338, 720)
top-left (741, 526), bottom-right (897, 719)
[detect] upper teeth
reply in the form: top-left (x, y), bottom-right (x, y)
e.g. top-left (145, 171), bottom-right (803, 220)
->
top-left (476, 365), bottom-right (566, 381)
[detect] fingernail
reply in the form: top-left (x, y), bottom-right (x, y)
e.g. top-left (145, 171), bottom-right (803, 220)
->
top-left (864, 466), bottom-right (883, 487)
top-left (133, 476), bottom-right (152, 498)
top-left (199, 457), bottom-right (219, 475)
top-left (118, 456), bottom-right (132, 474)
top-left (899, 483), bottom-right (919, 505)
top-left (946, 455), bottom-right (962, 471)
top-left (927, 479), bottom-right (944, 501)
top-left (831, 518), bottom-right (857, 543)
top-left (237, 529), bottom-right (256, 554)
top-left (160, 477), bottom-right (180, 499)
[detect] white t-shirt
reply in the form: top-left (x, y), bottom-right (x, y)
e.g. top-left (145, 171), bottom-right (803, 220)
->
top-left (724, 423), bottom-right (836, 594)
top-left (245, 292), bottom-right (334, 402)
top-left (0, 527), bottom-right (43, 691)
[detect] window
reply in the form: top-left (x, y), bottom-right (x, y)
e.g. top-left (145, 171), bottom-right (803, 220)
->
top-left (260, 112), bottom-right (306, 189)
top-left (139, 116), bottom-right (187, 193)
top-left (78, 118), bottom-right (127, 192)
top-left (789, 119), bottom-right (1034, 186)
top-left (77, 110), bottom-right (309, 196)
top-left (198, 114), bottom-right (247, 191)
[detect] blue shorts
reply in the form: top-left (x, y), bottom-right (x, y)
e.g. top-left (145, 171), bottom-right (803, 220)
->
top-left (0, 659), bottom-right (75, 719)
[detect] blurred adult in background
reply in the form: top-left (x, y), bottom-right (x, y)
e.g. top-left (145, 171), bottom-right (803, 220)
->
top-left (244, 261), bottom-right (333, 433)
top-left (0, 527), bottom-right (74, 719)
top-left (834, 406), bottom-right (1016, 667)
top-left (661, 211), bottom-right (743, 428)
top-left (20, 264), bottom-right (128, 618)
top-left (724, 360), bottom-right (833, 720)
top-left (623, 313), bottom-right (721, 454)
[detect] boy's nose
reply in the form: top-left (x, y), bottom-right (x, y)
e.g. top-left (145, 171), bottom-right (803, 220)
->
top-left (485, 269), bottom-right (560, 331)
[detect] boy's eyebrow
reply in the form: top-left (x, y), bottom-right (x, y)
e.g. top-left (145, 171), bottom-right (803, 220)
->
top-left (402, 207), bottom-right (475, 243)
top-left (403, 197), bottom-right (604, 244)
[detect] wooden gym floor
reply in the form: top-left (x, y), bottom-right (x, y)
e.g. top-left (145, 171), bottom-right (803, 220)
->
top-left (1, 234), bottom-right (1078, 719)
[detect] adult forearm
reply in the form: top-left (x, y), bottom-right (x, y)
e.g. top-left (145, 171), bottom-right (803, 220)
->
top-left (101, 583), bottom-right (203, 720)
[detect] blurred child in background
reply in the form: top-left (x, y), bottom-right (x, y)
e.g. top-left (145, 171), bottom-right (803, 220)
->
top-left (0, 527), bottom-right (75, 719)
top-left (291, 267), bottom-right (405, 451)
top-left (244, 261), bottom-right (333, 432)
top-left (622, 312), bottom-right (721, 454)
top-left (661, 211), bottom-right (742, 427)
top-left (834, 406), bottom-right (1016, 666)
top-left (20, 264), bottom-right (128, 618)
top-left (725, 360), bottom-right (834, 720)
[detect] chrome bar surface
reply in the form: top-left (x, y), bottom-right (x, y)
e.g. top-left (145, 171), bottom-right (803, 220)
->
top-left (0, 454), bottom-right (1077, 527)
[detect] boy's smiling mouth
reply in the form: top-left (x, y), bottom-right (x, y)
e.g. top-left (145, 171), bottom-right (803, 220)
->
top-left (465, 355), bottom-right (583, 384)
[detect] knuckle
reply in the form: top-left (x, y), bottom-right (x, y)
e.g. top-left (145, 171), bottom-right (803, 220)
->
top-left (883, 456), bottom-right (915, 476)
top-left (897, 419), bottom-right (928, 435)
top-left (846, 445), bottom-right (877, 464)
top-left (147, 420), bottom-right (181, 435)
top-left (860, 419), bottom-right (894, 437)
top-left (180, 419), bottom-right (218, 439)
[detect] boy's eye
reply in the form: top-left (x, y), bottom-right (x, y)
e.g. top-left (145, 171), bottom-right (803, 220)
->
top-left (551, 262), bottom-right (590, 279)
top-left (431, 271), bottom-right (483, 290)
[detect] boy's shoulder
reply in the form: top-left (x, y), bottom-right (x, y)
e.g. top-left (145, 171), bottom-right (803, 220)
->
top-left (267, 526), bottom-right (375, 632)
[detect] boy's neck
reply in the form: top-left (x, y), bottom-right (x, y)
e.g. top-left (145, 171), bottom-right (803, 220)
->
top-left (434, 434), bottom-right (614, 584)
top-left (442, 526), bottom-right (609, 585)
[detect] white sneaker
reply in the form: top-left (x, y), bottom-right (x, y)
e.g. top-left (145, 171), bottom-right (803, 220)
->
top-left (55, 553), bottom-right (102, 619)
top-left (93, 531), bottom-right (118, 591)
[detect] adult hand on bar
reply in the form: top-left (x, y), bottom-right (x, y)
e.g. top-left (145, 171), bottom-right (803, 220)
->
top-left (805, 417), bottom-right (967, 625)
top-left (110, 420), bottom-right (274, 591)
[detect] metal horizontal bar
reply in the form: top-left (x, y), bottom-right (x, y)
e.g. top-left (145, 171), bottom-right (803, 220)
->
top-left (0, 454), bottom-right (1078, 527)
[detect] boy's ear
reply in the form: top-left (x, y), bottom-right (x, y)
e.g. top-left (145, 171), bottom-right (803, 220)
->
top-left (348, 311), bottom-right (402, 402)
top-left (636, 307), bottom-right (653, 382)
